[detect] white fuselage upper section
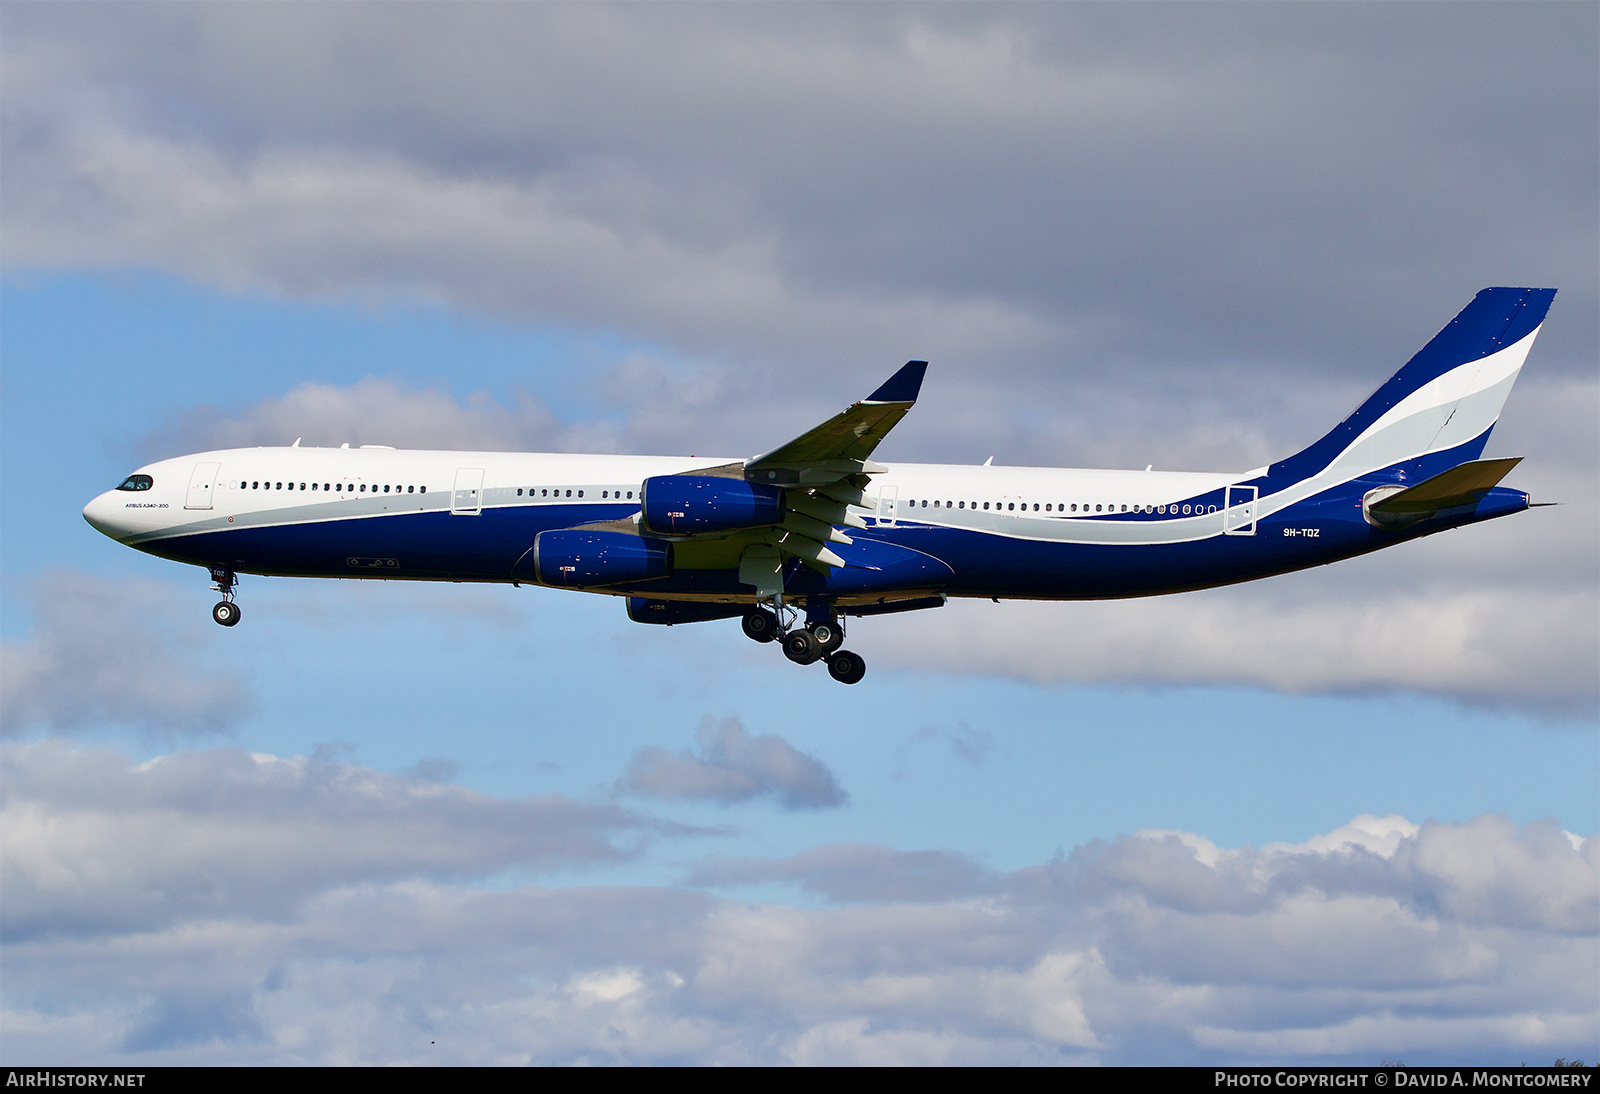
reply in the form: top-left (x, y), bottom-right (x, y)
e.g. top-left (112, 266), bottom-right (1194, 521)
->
top-left (85, 445), bottom-right (1253, 550)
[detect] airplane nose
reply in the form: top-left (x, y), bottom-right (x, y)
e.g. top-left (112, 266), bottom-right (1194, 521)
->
top-left (83, 491), bottom-right (133, 541)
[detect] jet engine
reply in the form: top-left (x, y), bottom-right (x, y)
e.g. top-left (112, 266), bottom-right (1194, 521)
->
top-left (640, 475), bottom-right (783, 535)
top-left (532, 529), bottom-right (671, 587)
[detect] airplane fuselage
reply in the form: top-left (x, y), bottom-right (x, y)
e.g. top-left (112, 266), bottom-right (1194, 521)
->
top-left (83, 445), bottom-right (1524, 602)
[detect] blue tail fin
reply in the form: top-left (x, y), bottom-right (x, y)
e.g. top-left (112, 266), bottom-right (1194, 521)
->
top-left (1269, 287), bottom-right (1556, 484)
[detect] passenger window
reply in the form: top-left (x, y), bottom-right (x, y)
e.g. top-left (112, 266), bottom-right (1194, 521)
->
top-left (419, 486), bottom-right (426, 493)
top-left (1008, 503), bottom-right (1014, 511)
top-left (578, 490), bottom-right (584, 498)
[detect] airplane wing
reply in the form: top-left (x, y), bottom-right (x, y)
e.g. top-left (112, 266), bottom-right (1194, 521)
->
top-left (677, 361), bottom-right (928, 583)
top-left (745, 360), bottom-right (928, 481)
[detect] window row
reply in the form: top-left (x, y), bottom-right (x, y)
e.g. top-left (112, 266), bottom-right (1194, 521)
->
top-left (902, 499), bottom-right (1216, 516)
top-left (244, 481), bottom-right (426, 494)
top-left (516, 488), bottom-right (637, 500)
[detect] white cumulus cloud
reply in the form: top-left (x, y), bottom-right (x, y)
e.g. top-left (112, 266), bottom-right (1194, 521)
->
top-left (0, 571), bottom-right (250, 739)
top-left (0, 740), bottom-right (1593, 1065)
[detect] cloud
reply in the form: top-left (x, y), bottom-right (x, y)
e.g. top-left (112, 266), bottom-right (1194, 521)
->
top-left (2, 5), bottom-right (1593, 384)
top-left (0, 746), bottom-right (1592, 1065)
top-left (0, 739), bottom-right (679, 940)
top-left (897, 722), bottom-right (996, 773)
top-left (869, 573), bottom-right (1600, 718)
top-left (686, 843), bottom-right (999, 904)
top-left (0, 570), bottom-right (251, 738)
top-left (141, 378), bottom-right (610, 458)
top-left (620, 717), bottom-right (847, 811)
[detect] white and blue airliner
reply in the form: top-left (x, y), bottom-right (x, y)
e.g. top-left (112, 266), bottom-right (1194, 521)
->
top-left (84, 287), bottom-right (1556, 684)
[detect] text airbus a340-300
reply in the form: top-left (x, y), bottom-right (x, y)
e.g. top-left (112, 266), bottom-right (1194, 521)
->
top-left (85, 287), bottom-right (1556, 685)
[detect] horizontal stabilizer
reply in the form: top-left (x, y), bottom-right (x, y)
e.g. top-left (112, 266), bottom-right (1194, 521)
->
top-left (1368, 457), bottom-right (1522, 515)
top-left (1363, 457), bottom-right (1523, 528)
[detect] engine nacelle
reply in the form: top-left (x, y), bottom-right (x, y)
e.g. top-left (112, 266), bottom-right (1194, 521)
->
top-left (532, 530), bottom-right (671, 587)
top-left (641, 475), bottom-right (783, 535)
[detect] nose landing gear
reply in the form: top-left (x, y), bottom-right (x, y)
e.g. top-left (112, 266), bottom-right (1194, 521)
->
top-left (743, 598), bottom-right (865, 683)
top-left (210, 568), bottom-right (242, 627)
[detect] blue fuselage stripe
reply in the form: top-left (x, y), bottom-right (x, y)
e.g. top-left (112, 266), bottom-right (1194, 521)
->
top-left (135, 486), bottom-right (1526, 600)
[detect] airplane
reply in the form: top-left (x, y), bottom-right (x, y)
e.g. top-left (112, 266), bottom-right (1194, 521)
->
top-left (84, 287), bottom-right (1556, 685)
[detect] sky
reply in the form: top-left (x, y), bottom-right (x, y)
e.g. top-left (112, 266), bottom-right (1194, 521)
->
top-left (0, 2), bottom-right (1596, 1067)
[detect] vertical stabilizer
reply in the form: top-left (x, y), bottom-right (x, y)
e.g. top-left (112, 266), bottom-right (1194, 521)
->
top-left (1269, 287), bottom-right (1555, 484)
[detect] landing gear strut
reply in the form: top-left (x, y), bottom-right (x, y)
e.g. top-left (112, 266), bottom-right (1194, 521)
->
top-left (210, 568), bottom-right (241, 627)
top-left (747, 596), bottom-right (866, 683)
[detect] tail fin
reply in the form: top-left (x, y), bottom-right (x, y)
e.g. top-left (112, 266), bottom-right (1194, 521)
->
top-left (1269, 287), bottom-right (1556, 484)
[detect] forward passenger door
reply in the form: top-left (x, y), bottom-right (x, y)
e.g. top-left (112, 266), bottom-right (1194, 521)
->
top-left (185, 462), bottom-right (221, 510)
top-left (452, 468), bottom-right (485, 515)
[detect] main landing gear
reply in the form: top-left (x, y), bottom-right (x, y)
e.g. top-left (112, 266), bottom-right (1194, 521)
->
top-left (741, 599), bottom-right (866, 684)
top-left (210, 568), bottom-right (242, 627)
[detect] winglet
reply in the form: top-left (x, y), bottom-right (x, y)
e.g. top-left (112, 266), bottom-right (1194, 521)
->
top-left (866, 360), bottom-right (927, 404)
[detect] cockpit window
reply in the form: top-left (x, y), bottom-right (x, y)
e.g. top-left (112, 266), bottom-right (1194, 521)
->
top-left (116, 474), bottom-right (153, 492)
